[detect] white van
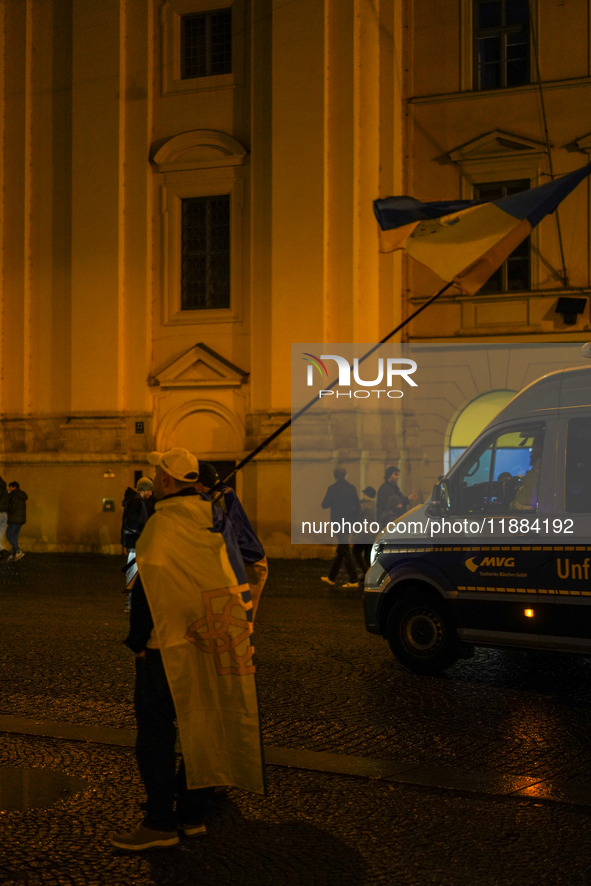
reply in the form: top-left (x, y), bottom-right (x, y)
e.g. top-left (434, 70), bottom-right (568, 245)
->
top-left (363, 363), bottom-right (591, 673)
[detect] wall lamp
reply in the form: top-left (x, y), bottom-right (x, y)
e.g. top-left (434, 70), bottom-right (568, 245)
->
top-left (555, 296), bottom-right (588, 326)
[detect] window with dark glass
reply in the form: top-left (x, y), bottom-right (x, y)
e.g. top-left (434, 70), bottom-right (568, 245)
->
top-left (181, 196), bottom-right (230, 310)
top-left (181, 9), bottom-right (232, 79)
top-left (474, 0), bottom-right (529, 90)
top-left (474, 179), bottom-right (530, 292)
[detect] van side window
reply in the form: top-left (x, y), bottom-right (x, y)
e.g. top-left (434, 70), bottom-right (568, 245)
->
top-left (565, 418), bottom-right (591, 513)
top-left (454, 424), bottom-right (545, 514)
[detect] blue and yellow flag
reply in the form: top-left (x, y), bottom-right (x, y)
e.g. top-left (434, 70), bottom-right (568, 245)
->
top-left (374, 164), bottom-right (591, 294)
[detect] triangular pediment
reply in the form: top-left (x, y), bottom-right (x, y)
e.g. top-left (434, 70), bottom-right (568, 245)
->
top-left (149, 343), bottom-right (248, 389)
top-left (449, 130), bottom-right (547, 163)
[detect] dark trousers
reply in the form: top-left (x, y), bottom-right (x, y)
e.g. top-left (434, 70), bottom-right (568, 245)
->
top-left (134, 649), bottom-right (214, 830)
top-left (351, 544), bottom-right (369, 576)
top-left (328, 542), bottom-right (359, 582)
top-left (6, 524), bottom-right (21, 553)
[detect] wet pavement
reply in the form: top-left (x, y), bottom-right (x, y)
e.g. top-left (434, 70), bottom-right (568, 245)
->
top-left (1, 554), bottom-right (591, 883)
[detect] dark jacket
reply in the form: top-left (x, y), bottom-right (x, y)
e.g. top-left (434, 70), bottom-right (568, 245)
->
top-left (7, 488), bottom-right (27, 524)
top-left (0, 477), bottom-right (9, 513)
top-left (376, 479), bottom-right (408, 527)
top-left (321, 478), bottom-right (361, 523)
top-left (121, 488), bottom-right (154, 549)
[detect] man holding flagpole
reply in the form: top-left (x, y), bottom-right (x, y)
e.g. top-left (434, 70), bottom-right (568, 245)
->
top-left (112, 448), bottom-right (265, 851)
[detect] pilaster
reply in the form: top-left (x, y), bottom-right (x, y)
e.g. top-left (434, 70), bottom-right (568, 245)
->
top-left (70, 0), bottom-right (124, 412)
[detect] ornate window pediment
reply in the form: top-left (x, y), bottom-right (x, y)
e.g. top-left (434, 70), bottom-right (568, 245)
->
top-left (152, 130), bottom-right (248, 173)
top-left (449, 130), bottom-right (547, 164)
top-left (149, 343), bottom-right (248, 389)
top-left (447, 131), bottom-right (548, 295)
top-left (448, 131), bottom-right (547, 212)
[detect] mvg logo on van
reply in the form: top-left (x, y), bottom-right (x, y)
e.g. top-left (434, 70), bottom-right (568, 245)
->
top-left (466, 556), bottom-right (515, 572)
top-left (302, 353), bottom-right (418, 400)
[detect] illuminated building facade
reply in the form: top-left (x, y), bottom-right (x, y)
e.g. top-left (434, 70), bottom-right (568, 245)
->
top-left (406, 0), bottom-right (591, 343)
top-left (0, 1), bottom-right (588, 553)
top-left (405, 0), bottom-right (591, 499)
top-left (0, 1), bottom-right (403, 553)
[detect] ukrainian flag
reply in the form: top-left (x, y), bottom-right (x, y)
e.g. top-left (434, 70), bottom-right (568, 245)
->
top-left (137, 495), bottom-right (265, 795)
top-left (374, 164), bottom-right (591, 295)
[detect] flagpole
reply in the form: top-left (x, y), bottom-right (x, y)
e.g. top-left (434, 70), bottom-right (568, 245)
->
top-left (218, 279), bottom-right (455, 485)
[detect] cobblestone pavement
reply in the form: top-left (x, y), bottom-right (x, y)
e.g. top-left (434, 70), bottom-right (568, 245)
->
top-left (2, 733), bottom-right (591, 886)
top-left (1, 555), bottom-right (591, 883)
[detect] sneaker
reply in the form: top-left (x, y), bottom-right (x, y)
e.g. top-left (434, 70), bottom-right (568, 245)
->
top-left (180, 821), bottom-right (207, 837)
top-left (13, 551), bottom-right (24, 561)
top-left (320, 576), bottom-right (335, 586)
top-left (342, 582), bottom-right (361, 588)
top-left (111, 823), bottom-right (180, 851)
top-left (6, 555), bottom-right (14, 562)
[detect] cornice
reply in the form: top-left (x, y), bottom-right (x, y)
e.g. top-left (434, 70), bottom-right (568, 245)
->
top-left (408, 76), bottom-right (591, 107)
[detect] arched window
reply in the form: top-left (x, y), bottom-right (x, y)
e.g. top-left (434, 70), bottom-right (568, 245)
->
top-left (447, 390), bottom-right (516, 470)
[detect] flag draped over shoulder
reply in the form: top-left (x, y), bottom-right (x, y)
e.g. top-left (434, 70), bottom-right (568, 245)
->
top-left (136, 495), bottom-right (265, 795)
top-left (374, 164), bottom-right (591, 295)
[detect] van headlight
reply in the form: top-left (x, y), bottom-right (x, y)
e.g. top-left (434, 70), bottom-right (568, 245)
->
top-left (370, 542), bottom-right (384, 565)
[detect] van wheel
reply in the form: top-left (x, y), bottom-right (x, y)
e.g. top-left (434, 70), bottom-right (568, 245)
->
top-left (385, 591), bottom-right (460, 674)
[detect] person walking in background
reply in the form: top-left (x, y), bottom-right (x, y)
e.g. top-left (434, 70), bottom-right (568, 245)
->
top-left (6, 482), bottom-right (27, 561)
top-left (376, 466), bottom-right (418, 529)
top-left (0, 475), bottom-right (10, 560)
top-left (352, 485), bottom-right (377, 575)
top-left (321, 467), bottom-right (361, 588)
top-left (121, 477), bottom-right (155, 612)
top-left (196, 462), bottom-right (268, 621)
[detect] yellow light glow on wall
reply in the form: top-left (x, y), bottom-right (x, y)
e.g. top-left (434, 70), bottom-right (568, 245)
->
top-left (524, 609), bottom-right (534, 618)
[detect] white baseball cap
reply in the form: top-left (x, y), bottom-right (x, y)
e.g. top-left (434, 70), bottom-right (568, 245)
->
top-left (147, 448), bottom-right (200, 483)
